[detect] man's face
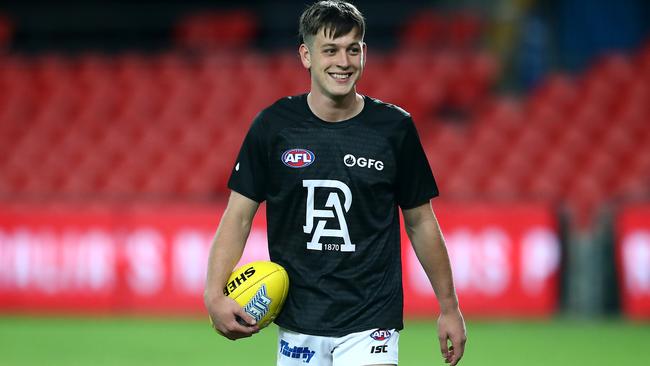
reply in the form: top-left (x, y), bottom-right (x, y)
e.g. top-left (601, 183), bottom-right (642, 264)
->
top-left (299, 28), bottom-right (366, 100)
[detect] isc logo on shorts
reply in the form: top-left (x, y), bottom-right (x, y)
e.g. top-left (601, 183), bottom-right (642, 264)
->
top-left (282, 149), bottom-right (315, 168)
top-left (370, 345), bottom-right (388, 353)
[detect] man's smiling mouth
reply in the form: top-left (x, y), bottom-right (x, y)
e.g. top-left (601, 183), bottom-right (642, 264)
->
top-left (328, 72), bottom-right (353, 81)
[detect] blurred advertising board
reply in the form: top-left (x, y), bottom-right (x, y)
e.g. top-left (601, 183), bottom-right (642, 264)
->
top-left (0, 203), bottom-right (241, 314)
top-left (617, 205), bottom-right (650, 319)
top-left (0, 202), bottom-right (559, 317)
top-left (404, 203), bottom-right (560, 317)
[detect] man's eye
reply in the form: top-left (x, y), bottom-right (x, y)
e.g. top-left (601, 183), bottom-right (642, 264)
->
top-left (349, 48), bottom-right (360, 55)
top-left (324, 49), bottom-right (336, 55)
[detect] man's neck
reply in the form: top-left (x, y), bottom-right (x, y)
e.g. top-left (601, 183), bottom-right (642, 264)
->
top-left (307, 91), bottom-right (364, 122)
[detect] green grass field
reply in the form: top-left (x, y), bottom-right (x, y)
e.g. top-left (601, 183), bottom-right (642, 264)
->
top-left (0, 316), bottom-right (648, 366)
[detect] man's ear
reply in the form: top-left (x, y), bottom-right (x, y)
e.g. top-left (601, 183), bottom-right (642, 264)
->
top-left (362, 42), bottom-right (367, 67)
top-left (299, 43), bottom-right (311, 69)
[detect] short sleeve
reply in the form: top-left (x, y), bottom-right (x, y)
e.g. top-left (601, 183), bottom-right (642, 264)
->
top-left (396, 118), bottom-right (439, 209)
top-left (227, 113), bottom-right (268, 202)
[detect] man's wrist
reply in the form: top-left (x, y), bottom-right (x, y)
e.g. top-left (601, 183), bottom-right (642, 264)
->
top-left (204, 287), bottom-right (226, 305)
top-left (438, 297), bottom-right (460, 314)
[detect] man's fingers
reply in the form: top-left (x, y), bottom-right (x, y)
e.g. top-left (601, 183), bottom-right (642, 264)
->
top-left (235, 308), bottom-right (257, 326)
top-left (225, 329), bottom-right (254, 341)
top-left (223, 320), bottom-right (259, 339)
top-left (231, 309), bottom-right (260, 335)
top-left (440, 335), bottom-right (456, 364)
top-left (209, 309), bottom-right (259, 340)
top-left (438, 335), bottom-right (449, 357)
top-left (437, 309), bottom-right (467, 365)
top-left (230, 315), bottom-right (259, 333)
top-left (206, 296), bottom-right (262, 341)
top-left (449, 336), bottom-right (466, 366)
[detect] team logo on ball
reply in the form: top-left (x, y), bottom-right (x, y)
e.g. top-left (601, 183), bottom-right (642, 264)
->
top-left (282, 149), bottom-right (315, 168)
top-left (370, 329), bottom-right (392, 341)
top-left (243, 284), bottom-right (272, 322)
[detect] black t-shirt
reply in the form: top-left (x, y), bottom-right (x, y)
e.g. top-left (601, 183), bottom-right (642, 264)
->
top-left (228, 94), bottom-right (438, 336)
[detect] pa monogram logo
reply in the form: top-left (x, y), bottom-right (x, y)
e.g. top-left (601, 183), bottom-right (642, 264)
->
top-left (302, 180), bottom-right (356, 252)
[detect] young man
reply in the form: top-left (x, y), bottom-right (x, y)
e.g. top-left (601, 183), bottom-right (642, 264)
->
top-left (204, 1), bottom-right (467, 365)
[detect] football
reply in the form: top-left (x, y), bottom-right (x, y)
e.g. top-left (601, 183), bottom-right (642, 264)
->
top-left (223, 260), bottom-right (289, 329)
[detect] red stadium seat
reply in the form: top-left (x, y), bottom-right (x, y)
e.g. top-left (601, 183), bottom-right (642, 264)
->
top-left (398, 10), bottom-right (446, 49)
top-left (594, 54), bottom-right (634, 87)
top-left (440, 52), bottom-right (498, 115)
top-left (174, 10), bottom-right (257, 49)
top-left (614, 175), bottom-right (650, 201)
top-left (443, 173), bottom-right (479, 200)
top-left (0, 13), bottom-right (13, 47)
top-left (565, 175), bottom-right (607, 229)
top-left (448, 12), bottom-right (483, 48)
top-left (399, 10), bottom-right (483, 50)
top-left (483, 174), bottom-right (524, 201)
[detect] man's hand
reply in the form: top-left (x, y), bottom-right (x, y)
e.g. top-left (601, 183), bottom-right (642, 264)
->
top-left (205, 294), bottom-right (259, 340)
top-left (437, 308), bottom-right (467, 365)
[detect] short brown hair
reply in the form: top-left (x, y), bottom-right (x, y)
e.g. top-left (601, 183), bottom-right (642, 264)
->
top-left (298, 1), bottom-right (365, 46)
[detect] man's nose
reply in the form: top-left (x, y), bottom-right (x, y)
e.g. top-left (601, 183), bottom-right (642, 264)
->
top-left (336, 51), bottom-right (350, 68)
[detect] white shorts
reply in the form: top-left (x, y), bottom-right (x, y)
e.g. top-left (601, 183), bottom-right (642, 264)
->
top-left (277, 327), bottom-right (399, 366)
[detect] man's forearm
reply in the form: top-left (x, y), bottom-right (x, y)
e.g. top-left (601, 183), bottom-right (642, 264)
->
top-left (404, 206), bottom-right (459, 313)
top-left (204, 193), bottom-right (259, 302)
top-left (405, 204), bottom-right (467, 366)
top-left (204, 216), bottom-right (251, 301)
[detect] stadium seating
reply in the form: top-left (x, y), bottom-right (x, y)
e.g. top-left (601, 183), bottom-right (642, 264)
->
top-left (0, 39), bottom-right (649, 228)
top-left (399, 9), bottom-right (483, 50)
top-left (174, 10), bottom-right (257, 50)
top-left (0, 13), bottom-right (12, 48)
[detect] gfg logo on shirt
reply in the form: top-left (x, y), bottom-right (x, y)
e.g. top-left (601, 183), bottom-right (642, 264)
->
top-left (279, 340), bottom-right (316, 363)
top-left (343, 154), bottom-right (384, 171)
top-left (282, 149), bottom-right (315, 168)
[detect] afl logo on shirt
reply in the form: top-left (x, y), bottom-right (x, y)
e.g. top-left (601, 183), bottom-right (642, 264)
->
top-left (282, 149), bottom-right (315, 168)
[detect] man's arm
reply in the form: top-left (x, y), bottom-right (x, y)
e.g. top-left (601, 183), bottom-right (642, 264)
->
top-left (402, 202), bottom-right (467, 366)
top-left (204, 191), bottom-right (261, 340)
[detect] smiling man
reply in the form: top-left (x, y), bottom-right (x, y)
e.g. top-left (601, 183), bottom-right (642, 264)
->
top-left (298, 4), bottom-right (366, 122)
top-left (204, 1), bottom-right (467, 366)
